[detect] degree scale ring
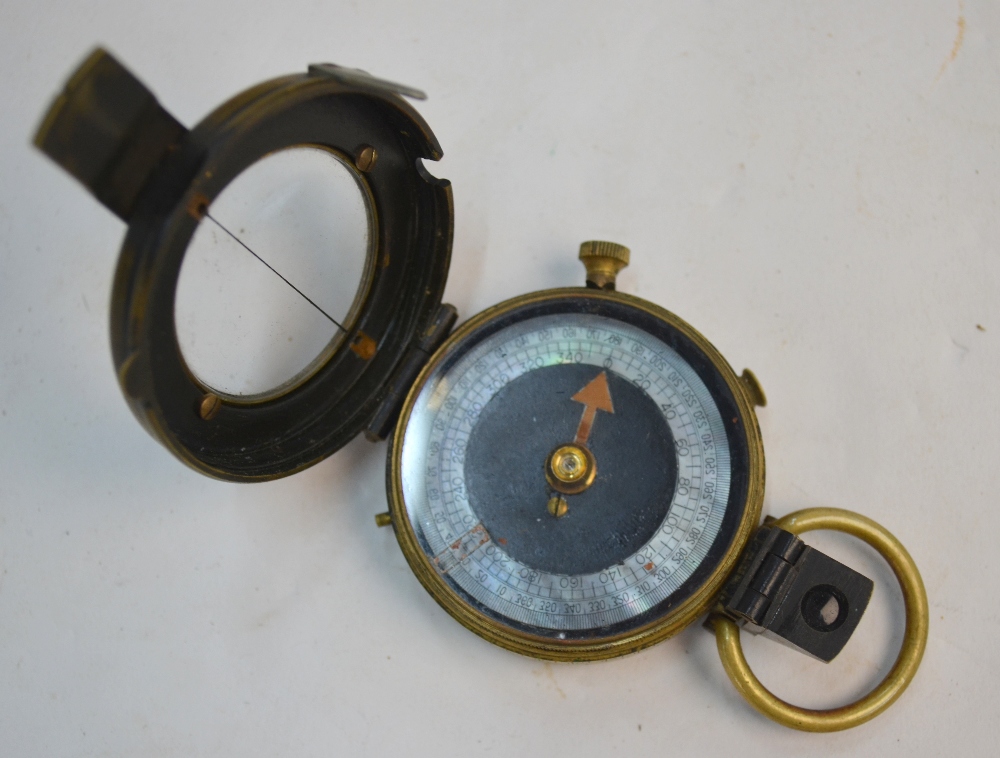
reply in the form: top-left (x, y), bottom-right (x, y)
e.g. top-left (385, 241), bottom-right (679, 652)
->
top-left (389, 288), bottom-right (765, 661)
top-left (712, 507), bottom-right (928, 732)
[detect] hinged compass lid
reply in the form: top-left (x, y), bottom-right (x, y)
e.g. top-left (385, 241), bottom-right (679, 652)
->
top-left (35, 49), bottom-right (455, 481)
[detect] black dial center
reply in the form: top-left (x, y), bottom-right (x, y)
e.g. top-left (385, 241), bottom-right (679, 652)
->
top-left (464, 363), bottom-right (677, 575)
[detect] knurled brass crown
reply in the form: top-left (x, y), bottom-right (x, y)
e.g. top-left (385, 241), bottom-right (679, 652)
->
top-left (579, 241), bottom-right (630, 290)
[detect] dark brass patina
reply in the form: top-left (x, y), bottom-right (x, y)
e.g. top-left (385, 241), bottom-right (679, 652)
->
top-left (35, 49), bottom-right (454, 481)
top-left (33, 50), bottom-right (926, 731)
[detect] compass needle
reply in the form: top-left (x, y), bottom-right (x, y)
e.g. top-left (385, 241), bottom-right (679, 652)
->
top-left (571, 370), bottom-right (614, 446)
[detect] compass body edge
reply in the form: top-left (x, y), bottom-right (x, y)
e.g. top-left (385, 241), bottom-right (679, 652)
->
top-left (387, 286), bottom-right (765, 661)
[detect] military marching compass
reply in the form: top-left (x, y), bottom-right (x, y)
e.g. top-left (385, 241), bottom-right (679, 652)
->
top-left (34, 48), bottom-right (928, 732)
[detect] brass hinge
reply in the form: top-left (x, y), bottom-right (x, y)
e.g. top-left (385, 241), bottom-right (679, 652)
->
top-left (364, 303), bottom-right (458, 441)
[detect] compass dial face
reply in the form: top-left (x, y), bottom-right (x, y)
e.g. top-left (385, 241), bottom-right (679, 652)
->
top-left (393, 293), bottom-right (757, 653)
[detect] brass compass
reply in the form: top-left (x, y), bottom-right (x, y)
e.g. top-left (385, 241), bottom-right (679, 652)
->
top-left (34, 48), bottom-right (928, 731)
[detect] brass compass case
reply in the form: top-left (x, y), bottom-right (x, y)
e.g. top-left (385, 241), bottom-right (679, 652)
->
top-left (388, 287), bottom-right (766, 661)
top-left (33, 48), bottom-right (926, 732)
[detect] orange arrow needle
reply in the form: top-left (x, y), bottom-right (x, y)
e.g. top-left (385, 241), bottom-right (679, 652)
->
top-left (571, 371), bottom-right (615, 446)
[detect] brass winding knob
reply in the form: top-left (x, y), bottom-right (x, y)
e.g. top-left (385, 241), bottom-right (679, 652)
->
top-left (579, 241), bottom-right (630, 290)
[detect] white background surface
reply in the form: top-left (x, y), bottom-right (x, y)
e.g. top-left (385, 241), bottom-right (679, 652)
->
top-left (1, 1), bottom-right (998, 756)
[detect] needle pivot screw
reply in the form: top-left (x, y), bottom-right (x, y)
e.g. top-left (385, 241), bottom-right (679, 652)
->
top-left (546, 443), bottom-right (597, 495)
